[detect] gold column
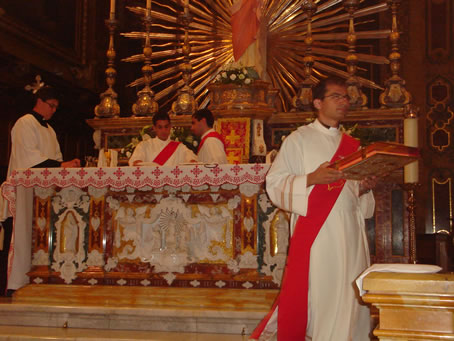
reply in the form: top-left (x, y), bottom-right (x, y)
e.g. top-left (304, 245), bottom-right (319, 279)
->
top-left (94, 0), bottom-right (120, 119)
top-left (132, 0), bottom-right (159, 117)
top-left (379, 0), bottom-right (412, 108)
top-left (292, 0), bottom-right (317, 112)
top-left (171, 0), bottom-right (197, 115)
top-left (343, 0), bottom-right (368, 110)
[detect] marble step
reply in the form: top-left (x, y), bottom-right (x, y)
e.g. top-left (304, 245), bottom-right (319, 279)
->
top-left (0, 326), bottom-right (248, 340)
top-left (0, 285), bottom-right (277, 336)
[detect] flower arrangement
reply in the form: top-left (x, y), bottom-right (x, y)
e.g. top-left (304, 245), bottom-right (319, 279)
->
top-left (119, 125), bottom-right (153, 159)
top-left (171, 126), bottom-right (200, 153)
top-left (214, 65), bottom-right (260, 86)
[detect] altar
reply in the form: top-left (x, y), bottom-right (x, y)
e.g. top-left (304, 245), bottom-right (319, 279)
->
top-left (2, 164), bottom-right (288, 290)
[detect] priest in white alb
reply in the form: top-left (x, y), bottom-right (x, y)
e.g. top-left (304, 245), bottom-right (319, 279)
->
top-left (128, 112), bottom-right (197, 167)
top-left (250, 77), bottom-right (376, 341)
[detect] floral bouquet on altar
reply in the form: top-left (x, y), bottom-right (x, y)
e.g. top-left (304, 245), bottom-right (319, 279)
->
top-left (214, 64), bottom-right (260, 86)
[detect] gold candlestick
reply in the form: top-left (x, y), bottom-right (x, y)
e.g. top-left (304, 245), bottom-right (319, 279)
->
top-left (94, 2), bottom-right (120, 118)
top-left (343, 0), bottom-right (368, 109)
top-left (380, 0), bottom-right (412, 108)
top-left (292, 0), bottom-right (316, 111)
top-left (132, 0), bottom-right (158, 117)
top-left (171, 0), bottom-right (196, 115)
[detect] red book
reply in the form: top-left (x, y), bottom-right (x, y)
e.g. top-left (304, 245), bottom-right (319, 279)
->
top-left (329, 142), bottom-right (420, 180)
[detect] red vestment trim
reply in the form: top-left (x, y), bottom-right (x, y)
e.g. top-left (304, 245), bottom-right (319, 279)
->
top-left (197, 131), bottom-right (226, 154)
top-left (250, 133), bottom-right (359, 340)
top-left (153, 141), bottom-right (180, 166)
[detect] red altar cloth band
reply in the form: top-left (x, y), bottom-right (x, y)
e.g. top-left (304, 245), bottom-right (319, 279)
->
top-left (251, 134), bottom-right (359, 340)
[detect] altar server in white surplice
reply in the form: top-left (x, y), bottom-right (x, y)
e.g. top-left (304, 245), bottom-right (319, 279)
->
top-left (2, 85), bottom-right (80, 295)
top-left (191, 109), bottom-right (227, 164)
top-left (250, 77), bottom-right (376, 341)
top-left (128, 112), bottom-right (197, 167)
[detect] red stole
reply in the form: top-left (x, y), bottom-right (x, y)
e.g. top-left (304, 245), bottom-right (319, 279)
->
top-left (197, 131), bottom-right (226, 153)
top-left (153, 141), bottom-right (180, 166)
top-left (251, 133), bottom-right (359, 340)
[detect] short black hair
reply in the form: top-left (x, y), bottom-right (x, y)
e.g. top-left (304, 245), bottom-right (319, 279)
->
top-left (312, 76), bottom-right (347, 101)
top-left (35, 86), bottom-right (60, 103)
top-left (192, 108), bottom-right (214, 127)
top-left (152, 111), bottom-right (171, 125)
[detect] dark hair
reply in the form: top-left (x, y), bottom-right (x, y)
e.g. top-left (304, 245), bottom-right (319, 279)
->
top-left (192, 108), bottom-right (214, 128)
top-left (312, 76), bottom-right (347, 101)
top-left (152, 111), bottom-right (171, 125)
top-left (35, 86), bottom-right (60, 103)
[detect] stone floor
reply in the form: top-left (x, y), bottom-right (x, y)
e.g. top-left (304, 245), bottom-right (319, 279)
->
top-left (0, 285), bottom-right (277, 340)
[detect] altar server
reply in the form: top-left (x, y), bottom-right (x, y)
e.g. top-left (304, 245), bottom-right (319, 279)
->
top-left (3, 85), bottom-right (80, 295)
top-left (129, 112), bottom-right (197, 166)
top-left (191, 109), bottom-right (227, 164)
top-left (251, 77), bottom-right (376, 340)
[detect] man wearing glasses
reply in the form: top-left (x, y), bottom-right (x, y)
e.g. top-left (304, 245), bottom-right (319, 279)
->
top-left (251, 77), bottom-right (376, 340)
top-left (2, 85), bottom-right (80, 296)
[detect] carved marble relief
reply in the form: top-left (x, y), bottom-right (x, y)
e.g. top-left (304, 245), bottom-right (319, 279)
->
top-left (29, 182), bottom-right (288, 289)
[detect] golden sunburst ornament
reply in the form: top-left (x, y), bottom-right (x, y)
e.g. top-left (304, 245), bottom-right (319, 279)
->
top-left (122, 0), bottom-right (391, 112)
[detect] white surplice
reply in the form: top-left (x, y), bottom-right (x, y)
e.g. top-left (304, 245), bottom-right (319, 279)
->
top-left (262, 119), bottom-right (375, 341)
top-left (3, 113), bottom-right (63, 290)
top-left (128, 137), bottom-right (197, 166)
top-left (198, 128), bottom-right (228, 164)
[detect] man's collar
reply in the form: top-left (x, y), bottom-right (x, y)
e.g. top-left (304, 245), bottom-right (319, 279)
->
top-left (317, 118), bottom-right (339, 130)
top-left (201, 128), bottom-right (215, 139)
top-left (31, 110), bottom-right (48, 128)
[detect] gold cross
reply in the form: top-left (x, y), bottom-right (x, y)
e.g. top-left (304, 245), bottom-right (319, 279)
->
top-left (225, 130), bottom-right (241, 145)
top-left (227, 151), bottom-right (241, 164)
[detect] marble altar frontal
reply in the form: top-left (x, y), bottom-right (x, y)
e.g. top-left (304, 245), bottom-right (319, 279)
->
top-left (2, 164), bottom-right (289, 290)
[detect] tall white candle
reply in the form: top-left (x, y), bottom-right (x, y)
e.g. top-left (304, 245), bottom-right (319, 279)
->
top-left (110, 0), bottom-right (115, 20)
top-left (404, 117), bottom-right (418, 183)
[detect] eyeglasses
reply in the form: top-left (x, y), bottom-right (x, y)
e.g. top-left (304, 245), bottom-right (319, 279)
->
top-left (323, 93), bottom-right (350, 102)
top-left (45, 101), bottom-right (58, 110)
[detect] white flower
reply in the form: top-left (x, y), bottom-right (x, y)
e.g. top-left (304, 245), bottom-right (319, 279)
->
top-left (193, 140), bottom-right (198, 147)
top-left (126, 151), bottom-right (131, 158)
top-left (242, 68), bottom-right (248, 74)
top-left (120, 148), bottom-right (124, 153)
top-left (238, 74), bottom-right (245, 80)
top-left (230, 74), bottom-right (237, 80)
top-left (244, 78), bottom-right (251, 84)
top-left (221, 72), bottom-right (227, 78)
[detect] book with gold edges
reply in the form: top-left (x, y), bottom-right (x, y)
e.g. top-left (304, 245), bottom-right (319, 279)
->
top-left (329, 142), bottom-right (420, 180)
